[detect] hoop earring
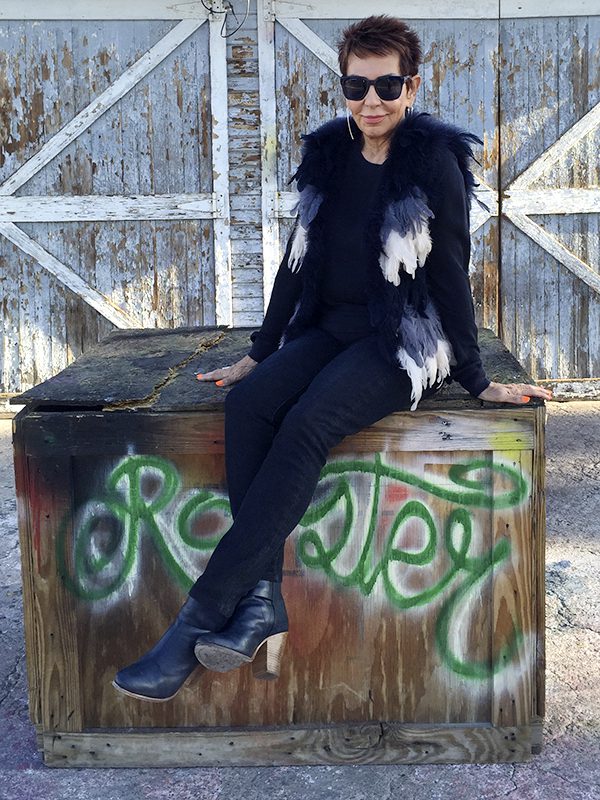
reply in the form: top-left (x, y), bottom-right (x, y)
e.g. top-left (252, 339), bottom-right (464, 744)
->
top-left (346, 108), bottom-right (355, 140)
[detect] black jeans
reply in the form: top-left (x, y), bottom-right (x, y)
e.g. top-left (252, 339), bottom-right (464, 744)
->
top-left (188, 326), bottom-right (441, 618)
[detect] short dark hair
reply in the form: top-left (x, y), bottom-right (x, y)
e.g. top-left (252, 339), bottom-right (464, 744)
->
top-left (337, 15), bottom-right (422, 78)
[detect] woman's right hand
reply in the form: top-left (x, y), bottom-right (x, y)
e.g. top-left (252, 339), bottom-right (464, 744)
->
top-left (196, 354), bottom-right (258, 387)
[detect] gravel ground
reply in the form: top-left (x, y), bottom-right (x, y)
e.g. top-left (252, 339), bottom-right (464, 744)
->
top-left (0, 403), bottom-right (598, 799)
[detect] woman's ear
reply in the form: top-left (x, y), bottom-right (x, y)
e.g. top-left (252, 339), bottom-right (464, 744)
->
top-left (408, 74), bottom-right (422, 99)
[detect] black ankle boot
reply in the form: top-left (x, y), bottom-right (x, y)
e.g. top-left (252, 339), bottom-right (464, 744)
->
top-left (112, 595), bottom-right (221, 701)
top-left (194, 580), bottom-right (288, 680)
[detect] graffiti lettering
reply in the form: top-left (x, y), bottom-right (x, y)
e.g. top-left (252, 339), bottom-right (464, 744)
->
top-left (57, 456), bottom-right (231, 601)
top-left (296, 453), bottom-right (527, 678)
top-left (57, 453), bottom-right (528, 678)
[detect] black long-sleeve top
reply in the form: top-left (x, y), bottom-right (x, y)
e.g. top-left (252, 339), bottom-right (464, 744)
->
top-left (249, 145), bottom-right (491, 399)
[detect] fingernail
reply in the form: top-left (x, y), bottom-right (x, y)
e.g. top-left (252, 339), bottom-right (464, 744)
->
top-left (215, 380), bottom-right (224, 386)
top-left (196, 373), bottom-right (203, 380)
top-left (522, 396), bottom-right (530, 402)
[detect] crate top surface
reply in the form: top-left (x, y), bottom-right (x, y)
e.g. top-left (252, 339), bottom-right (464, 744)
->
top-left (12, 326), bottom-right (540, 412)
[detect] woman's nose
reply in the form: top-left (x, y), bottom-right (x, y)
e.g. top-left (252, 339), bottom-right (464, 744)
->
top-left (363, 84), bottom-right (381, 105)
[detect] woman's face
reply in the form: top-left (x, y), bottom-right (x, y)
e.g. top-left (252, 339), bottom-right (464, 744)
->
top-left (344, 52), bottom-right (421, 145)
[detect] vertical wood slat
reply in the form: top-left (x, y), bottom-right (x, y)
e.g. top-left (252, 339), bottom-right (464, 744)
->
top-left (257, 1), bottom-right (280, 310)
top-left (12, 410), bottom-right (43, 727)
top-left (491, 450), bottom-right (535, 726)
top-left (531, 405), bottom-right (546, 720)
top-left (26, 454), bottom-right (83, 732)
top-left (490, 449), bottom-right (534, 728)
top-left (209, 4), bottom-right (233, 326)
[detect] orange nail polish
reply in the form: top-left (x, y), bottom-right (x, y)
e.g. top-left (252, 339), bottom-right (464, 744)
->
top-left (216, 380), bottom-right (224, 386)
top-left (196, 373), bottom-right (203, 379)
top-left (522, 396), bottom-right (530, 402)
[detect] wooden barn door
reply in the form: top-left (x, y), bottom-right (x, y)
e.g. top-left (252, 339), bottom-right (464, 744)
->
top-left (0, 2), bottom-right (231, 413)
top-left (258, 1), bottom-right (599, 398)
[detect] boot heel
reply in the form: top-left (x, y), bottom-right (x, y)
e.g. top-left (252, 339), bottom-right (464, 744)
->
top-left (252, 631), bottom-right (287, 680)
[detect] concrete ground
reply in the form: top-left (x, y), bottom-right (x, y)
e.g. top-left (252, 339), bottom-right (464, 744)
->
top-left (0, 403), bottom-right (598, 799)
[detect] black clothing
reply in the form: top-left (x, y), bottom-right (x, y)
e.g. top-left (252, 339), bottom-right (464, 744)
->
top-left (316, 144), bottom-right (381, 341)
top-left (249, 137), bottom-right (490, 398)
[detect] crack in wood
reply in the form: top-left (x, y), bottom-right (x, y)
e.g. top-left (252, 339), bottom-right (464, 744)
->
top-left (102, 332), bottom-right (226, 411)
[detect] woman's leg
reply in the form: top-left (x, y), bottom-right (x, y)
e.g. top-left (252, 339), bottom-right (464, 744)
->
top-left (189, 332), bottom-right (440, 617)
top-left (224, 327), bottom-right (345, 580)
top-left (112, 327), bottom-right (346, 699)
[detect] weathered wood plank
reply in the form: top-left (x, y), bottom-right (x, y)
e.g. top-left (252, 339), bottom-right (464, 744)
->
top-left (539, 379), bottom-right (600, 399)
top-left (0, 1), bottom-right (211, 19)
top-left (18, 407), bottom-right (537, 457)
top-left (270, 0), bottom-right (597, 17)
top-left (27, 455), bottom-right (83, 732)
top-left (532, 406), bottom-right (546, 721)
top-left (13, 328), bottom-right (228, 410)
top-left (257, 2), bottom-right (280, 310)
top-left (11, 327), bottom-right (538, 411)
top-left (209, 10), bottom-right (233, 326)
top-left (505, 188), bottom-right (600, 215)
top-left (491, 449), bottom-right (534, 727)
top-left (0, 194), bottom-right (215, 221)
top-left (3, 0), bottom-right (597, 21)
top-left (12, 409), bottom-right (43, 727)
top-left (42, 724), bottom-right (532, 767)
top-left (272, 1), bottom-right (500, 19)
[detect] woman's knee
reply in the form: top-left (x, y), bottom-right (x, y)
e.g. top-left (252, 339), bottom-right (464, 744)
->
top-left (276, 400), bottom-right (344, 451)
top-left (224, 373), bottom-right (277, 424)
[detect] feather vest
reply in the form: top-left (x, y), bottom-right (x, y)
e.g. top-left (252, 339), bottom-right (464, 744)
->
top-left (278, 110), bottom-right (484, 410)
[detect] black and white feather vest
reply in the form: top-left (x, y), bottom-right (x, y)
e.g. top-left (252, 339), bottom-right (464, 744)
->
top-left (279, 111), bottom-right (483, 411)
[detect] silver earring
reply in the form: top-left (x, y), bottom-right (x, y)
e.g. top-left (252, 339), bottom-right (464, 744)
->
top-left (346, 108), bottom-right (355, 140)
top-left (405, 106), bottom-right (413, 118)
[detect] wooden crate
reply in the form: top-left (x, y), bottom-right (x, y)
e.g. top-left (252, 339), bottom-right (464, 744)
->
top-left (12, 326), bottom-right (546, 767)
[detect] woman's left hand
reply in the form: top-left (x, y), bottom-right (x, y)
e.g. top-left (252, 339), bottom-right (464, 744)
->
top-left (477, 381), bottom-right (552, 404)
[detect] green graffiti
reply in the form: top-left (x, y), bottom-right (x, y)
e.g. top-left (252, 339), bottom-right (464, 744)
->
top-left (56, 455), bottom-right (231, 601)
top-left (296, 453), bottom-right (528, 678)
top-left (57, 452), bottom-right (529, 679)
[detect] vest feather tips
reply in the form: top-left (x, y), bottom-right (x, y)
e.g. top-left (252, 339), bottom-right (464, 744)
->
top-left (289, 184), bottom-right (324, 273)
top-left (379, 192), bottom-right (434, 283)
top-left (288, 223), bottom-right (307, 273)
top-left (395, 300), bottom-right (455, 410)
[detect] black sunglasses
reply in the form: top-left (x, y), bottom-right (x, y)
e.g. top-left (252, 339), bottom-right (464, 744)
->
top-left (340, 73), bottom-right (411, 102)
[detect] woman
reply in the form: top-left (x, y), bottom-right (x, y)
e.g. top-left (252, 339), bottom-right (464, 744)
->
top-left (113, 15), bottom-right (551, 701)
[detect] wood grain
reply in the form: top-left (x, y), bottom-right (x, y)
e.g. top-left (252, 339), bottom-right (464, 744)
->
top-left (42, 724), bottom-right (532, 767)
